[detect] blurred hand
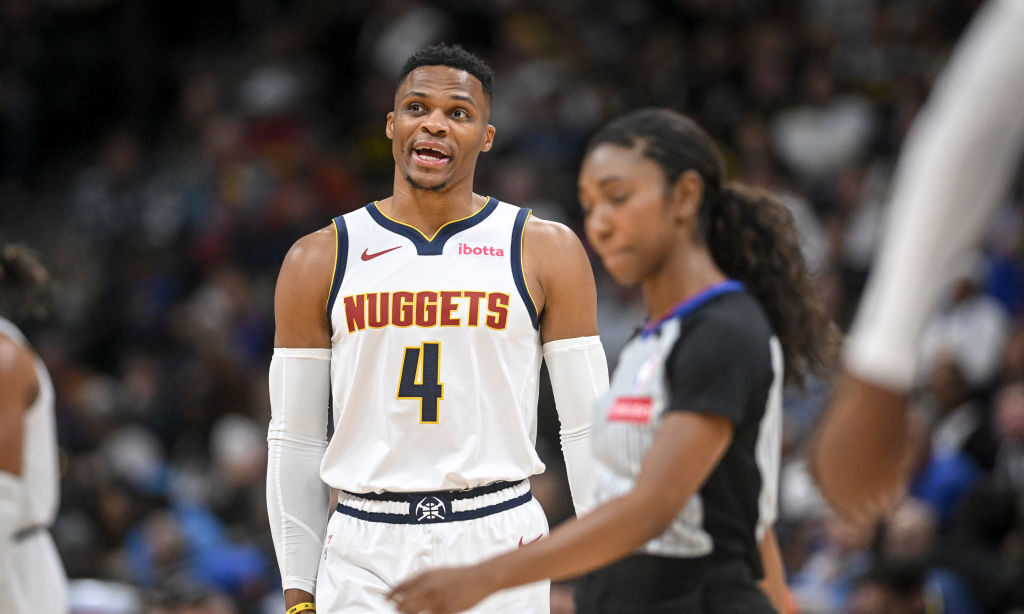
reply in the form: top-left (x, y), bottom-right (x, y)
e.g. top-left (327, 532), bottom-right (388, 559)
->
top-left (388, 566), bottom-right (496, 614)
top-left (810, 371), bottom-right (911, 525)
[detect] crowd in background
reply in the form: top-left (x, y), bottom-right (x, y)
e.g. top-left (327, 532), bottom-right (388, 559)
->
top-left (3, 0), bottom-right (1024, 612)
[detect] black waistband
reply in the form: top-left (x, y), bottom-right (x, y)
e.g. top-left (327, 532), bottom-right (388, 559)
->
top-left (336, 479), bottom-right (531, 524)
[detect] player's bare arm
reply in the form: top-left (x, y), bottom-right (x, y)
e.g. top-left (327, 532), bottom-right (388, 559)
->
top-left (274, 226), bottom-right (337, 349)
top-left (0, 335), bottom-right (36, 477)
top-left (522, 216), bottom-right (599, 342)
top-left (0, 334), bottom-right (37, 548)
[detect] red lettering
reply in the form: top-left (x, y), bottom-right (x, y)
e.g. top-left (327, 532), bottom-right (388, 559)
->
top-left (440, 291), bottom-right (461, 326)
top-left (485, 292), bottom-right (510, 330)
top-left (392, 291), bottom-right (414, 327)
top-left (463, 291), bottom-right (486, 326)
top-left (416, 291), bottom-right (438, 327)
top-left (368, 292), bottom-right (390, 328)
top-left (343, 294), bottom-right (365, 333)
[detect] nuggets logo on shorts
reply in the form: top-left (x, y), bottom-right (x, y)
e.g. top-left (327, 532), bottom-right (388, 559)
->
top-left (414, 496), bottom-right (448, 522)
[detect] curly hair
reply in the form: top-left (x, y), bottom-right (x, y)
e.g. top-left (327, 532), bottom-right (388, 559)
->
top-left (398, 43), bottom-right (494, 100)
top-left (0, 243), bottom-right (52, 320)
top-left (586, 108), bottom-right (840, 388)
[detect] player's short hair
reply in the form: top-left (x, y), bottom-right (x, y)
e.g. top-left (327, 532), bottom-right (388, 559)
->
top-left (398, 43), bottom-right (494, 100)
top-left (0, 243), bottom-right (52, 319)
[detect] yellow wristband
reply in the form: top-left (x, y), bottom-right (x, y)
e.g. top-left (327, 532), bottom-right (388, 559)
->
top-left (286, 603), bottom-right (316, 614)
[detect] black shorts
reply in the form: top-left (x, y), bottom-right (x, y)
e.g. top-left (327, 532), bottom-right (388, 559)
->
top-left (574, 554), bottom-right (777, 614)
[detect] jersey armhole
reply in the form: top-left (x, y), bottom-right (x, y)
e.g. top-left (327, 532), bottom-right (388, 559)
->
top-left (326, 215), bottom-right (349, 337)
top-left (510, 208), bottom-right (540, 330)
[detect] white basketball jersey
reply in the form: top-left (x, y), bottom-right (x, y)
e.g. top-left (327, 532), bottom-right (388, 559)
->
top-left (322, 198), bottom-right (545, 493)
top-left (0, 318), bottom-right (60, 527)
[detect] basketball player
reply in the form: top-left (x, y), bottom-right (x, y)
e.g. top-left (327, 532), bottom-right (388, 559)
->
top-left (810, 0), bottom-right (1024, 523)
top-left (266, 44), bottom-right (608, 614)
top-left (0, 244), bottom-right (68, 614)
top-left (388, 108), bottom-right (839, 614)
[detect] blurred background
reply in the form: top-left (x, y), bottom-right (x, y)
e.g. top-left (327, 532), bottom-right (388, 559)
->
top-left (2, 0), bottom-right (1024, 612)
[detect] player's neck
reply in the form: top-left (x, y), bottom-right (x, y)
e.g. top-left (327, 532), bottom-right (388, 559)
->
top-left (642, 248), bottom-right (726, 323)
top-left (383, 178), bottom-right (483, 238)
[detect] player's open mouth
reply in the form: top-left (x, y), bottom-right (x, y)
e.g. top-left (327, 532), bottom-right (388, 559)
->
top-left (413, 145), bottom-right (451, 167)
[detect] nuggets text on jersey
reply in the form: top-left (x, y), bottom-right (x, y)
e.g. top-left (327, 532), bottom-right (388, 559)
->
top-left (343, 290), bottom-right (511, 333)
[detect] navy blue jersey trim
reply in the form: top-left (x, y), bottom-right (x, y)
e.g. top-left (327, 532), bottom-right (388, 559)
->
top-left (510, 208), bottom-right (540, 330)
top-left (364, 197), bottom-right (498, 256)
top-left (326, 393), bottom-right (334, 441)
top-left (335, 491), bottom-right (532, 524)
top-left (326, 215), bottom-right (349, 336)
top-left (642, 280), bottom-right (745, 338)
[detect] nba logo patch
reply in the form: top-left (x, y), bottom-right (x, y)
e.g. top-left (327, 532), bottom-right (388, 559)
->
top-left (607, 396), bottom-right (653, 424)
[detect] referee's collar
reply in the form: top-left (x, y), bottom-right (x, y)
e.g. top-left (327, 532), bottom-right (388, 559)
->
top-left (641, 280), bottom-right (745, 338)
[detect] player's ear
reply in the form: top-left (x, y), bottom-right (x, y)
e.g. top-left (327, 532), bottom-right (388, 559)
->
top-left (386, 112), bottom-right (395, 140)
top-left (481, 124), bottom-right (496, 152)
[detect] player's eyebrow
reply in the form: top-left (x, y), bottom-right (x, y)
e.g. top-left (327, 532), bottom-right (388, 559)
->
top-left (402, 91), bottom-right (479, 108)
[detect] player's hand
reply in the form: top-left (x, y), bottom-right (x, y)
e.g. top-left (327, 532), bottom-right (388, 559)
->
top-left (388, 566), bottom-right (495, 614)
top-left (809, 371), bottom-right (911, 525)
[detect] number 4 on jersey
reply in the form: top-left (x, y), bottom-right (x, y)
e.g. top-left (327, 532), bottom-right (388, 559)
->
top-left (398, 342), bottom-right (444, 423)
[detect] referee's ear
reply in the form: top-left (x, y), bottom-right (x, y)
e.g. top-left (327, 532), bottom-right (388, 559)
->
top-left (669, 169), bottom-right (704, 228)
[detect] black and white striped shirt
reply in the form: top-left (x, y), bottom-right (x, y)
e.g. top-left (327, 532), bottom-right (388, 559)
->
top-left (591, 282), bottom-right (782, 578)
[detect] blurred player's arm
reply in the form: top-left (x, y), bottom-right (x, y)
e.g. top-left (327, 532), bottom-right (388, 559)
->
top-left (812, 0), bottom-right (1024, 522)
top-left (525, 216), bottom-right (607, 516)
top-left (268, 226), bottom-right (335, 607)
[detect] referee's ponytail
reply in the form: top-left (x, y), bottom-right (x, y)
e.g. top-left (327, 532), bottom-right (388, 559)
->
top-left (586, 108), bottom-right (839, 389)
top-left (0, 243), bottom-right (52, 320)
top-left (705, 182), bottom-right (839, 388)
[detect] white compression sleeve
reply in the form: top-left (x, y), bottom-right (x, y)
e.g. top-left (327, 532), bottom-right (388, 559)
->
top-left (267, 348), bottom-right (332, 594)
top-left (543, 336), bottom-right (609, 516)
top-left (845, 0), bottom-right (1024, 390)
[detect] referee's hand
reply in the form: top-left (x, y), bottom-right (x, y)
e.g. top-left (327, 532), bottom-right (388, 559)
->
top-left (388, 566), bottom-right (495, 614)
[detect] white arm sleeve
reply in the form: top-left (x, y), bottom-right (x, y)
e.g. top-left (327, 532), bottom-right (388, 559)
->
top-left (845, 0), bottom-right (1024, 390)
top-left (267, 348), bottom-right (332, 594)
top-left (543, 336), bottom-right (609, 517)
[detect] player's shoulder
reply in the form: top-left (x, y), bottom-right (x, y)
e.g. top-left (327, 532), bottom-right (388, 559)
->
top-left (522, 212), bottom-right (585, 254)
top-left (0, 331), bottom-right (35, 385)
top-left (275, 223), bottom-right (340, 304)
top-left (280, 224), bottom-right (337, 273)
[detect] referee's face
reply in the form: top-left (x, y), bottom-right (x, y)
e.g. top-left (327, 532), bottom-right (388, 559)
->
top-left (578, 143), bottom-right (676, 285)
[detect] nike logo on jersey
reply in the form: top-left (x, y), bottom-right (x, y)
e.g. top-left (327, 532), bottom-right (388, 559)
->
top-left (361, 245), bottom-right (402, 261)
top-left (518, 534), bottom-right (543, 547)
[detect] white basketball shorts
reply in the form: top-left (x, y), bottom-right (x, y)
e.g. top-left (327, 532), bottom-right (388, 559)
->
top-left (316, 479), bottom-right (550, 614)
